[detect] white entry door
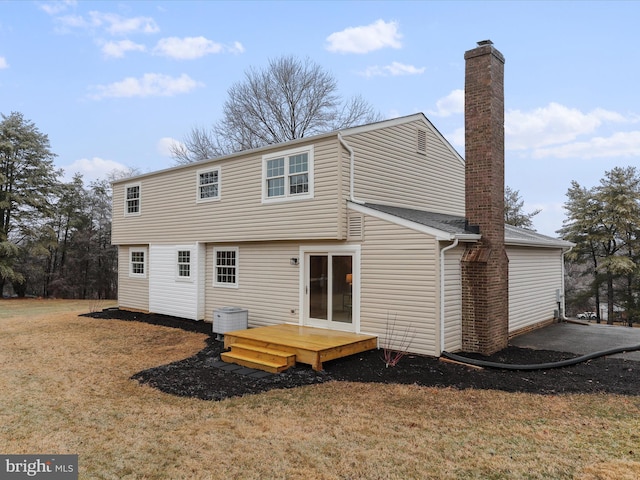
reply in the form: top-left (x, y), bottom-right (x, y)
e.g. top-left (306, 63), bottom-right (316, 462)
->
top-left (303, 247), bottom-right (359, 332)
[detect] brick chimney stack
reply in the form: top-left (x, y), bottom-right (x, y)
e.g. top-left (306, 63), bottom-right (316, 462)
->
top-left (461, 40), bottom-right (509, 355)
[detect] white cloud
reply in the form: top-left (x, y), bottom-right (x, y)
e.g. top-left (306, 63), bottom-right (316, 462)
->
top-left (446, 127), bottom-right (465, 148)
top-left (157, 137), bottom-right (182, 157)
top-left (88, 11), bottom-right (159, 36)
top-left (428, 89), bottom-right (464, 117)
top-left (39, 0), bottom-right (76, 15)
top-left (153, 36), bottom-right (244, 60)
top-left (326, 19), bottom-right (402, 54)
top-left (360, 61), bottom-right (425, 77)
top-left (54, 11), bottom-right (159, 36)
top-left (0, 57), bottom-right (8, 69)
top-left (505, 102), bottom-right (625, 150)
top-left (53, 14), bottom-right (89, 32)
top-left (532, 130), bottom-right (640, 159)
top-left (88, 73), bottom-right (203, 99)
top-left (102, 40), bottom-right (146, 58)
top-left (60, 157), bottom-right (129, 183)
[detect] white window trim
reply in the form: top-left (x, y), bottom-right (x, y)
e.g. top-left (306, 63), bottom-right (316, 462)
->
top-left (261, 145), bottom-right (314, 203)
top-left (129, 247), bottom-right (147, 278)
top-left (213, 246), bottom-right (239, 288)
top-left (196, 167), bottom-right (221, 203)
top-left (124, 182), bottom-right (142, 217)
top-left (176, 247), bottom-right (193, 282)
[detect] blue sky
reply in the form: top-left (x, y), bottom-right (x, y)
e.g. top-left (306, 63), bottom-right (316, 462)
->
top-left (1, 1), bottom-right (638, 237)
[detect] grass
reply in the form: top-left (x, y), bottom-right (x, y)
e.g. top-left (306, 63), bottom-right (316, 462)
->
top-left (1, 299), bottom-right (640, 479)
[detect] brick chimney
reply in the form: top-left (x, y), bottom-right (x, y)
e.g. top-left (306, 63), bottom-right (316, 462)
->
top-left (461, 40), bottom-right (509, 355)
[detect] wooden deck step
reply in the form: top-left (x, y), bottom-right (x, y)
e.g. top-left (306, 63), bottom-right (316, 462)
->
top-left (221, 342), bottom-right (296, 374)
top-left (224, 324), bottom-right (378, 371)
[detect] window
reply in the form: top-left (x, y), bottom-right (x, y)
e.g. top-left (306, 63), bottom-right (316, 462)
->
top-left (197, 168), bottom-right (220, 202)
top-left (125, 183), bottom-right (141, 215)
top-left (262, 146), bottom-right (314, 202)
top-left (214, 247), bottom-right (238, 287)
top-left (177, 250), bottom-right (191, 278)
top-left (129, 248), bottom-right (146, 278)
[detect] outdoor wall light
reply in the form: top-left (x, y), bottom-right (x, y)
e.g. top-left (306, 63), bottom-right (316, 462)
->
top-left (290, 257), bottom-right (299, 265)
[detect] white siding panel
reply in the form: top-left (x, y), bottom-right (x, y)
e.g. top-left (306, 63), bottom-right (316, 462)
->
top-left (117, 246), bottom-right (149, 312)
top-left (360, 215), bottom-right (438, 357)
top-left (443, 245), bottom-right (464, 352)
top-left (149, 244), bottom-right (205, 320)
top-left (508, 246), bottom-right (564, 333)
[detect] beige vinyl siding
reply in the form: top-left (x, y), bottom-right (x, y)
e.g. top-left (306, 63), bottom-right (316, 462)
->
top-left (508, 246), bottom-right (564, 333)
top-left (443, 245), bottom-right (464, 352)
top-left (117, 246), bottom-right (149, 312)
top-left (344, 119), bottom-right (465, 216)
top-left (112, 137), bottom-right (343, 245)
top-left (204, 242), bottom-right (303, 327)
top-left (359, 215), bottom-right (439, 357)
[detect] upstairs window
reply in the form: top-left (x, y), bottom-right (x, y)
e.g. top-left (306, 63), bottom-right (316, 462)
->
top-left (262, 146), bottom-right (314, 202)
top-left (177, 250), bottom-right (191, 279)
top-left (125, 183), bottom-right (141, 215)
top-left (197, 167), bottom-right (220, 202)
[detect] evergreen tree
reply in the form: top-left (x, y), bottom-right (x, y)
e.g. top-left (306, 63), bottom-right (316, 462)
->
top-left (0, 112), bottom-right (60, 295)
top-left (504, 186), bottom-right (541, 230)
top-left (560, 167), bottom-right (640, 324)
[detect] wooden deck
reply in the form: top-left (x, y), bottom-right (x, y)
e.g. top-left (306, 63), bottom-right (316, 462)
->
top-left (221, 324), bottom-right (378, 373)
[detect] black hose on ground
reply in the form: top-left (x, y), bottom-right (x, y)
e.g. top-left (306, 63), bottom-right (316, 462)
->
top-left (441, 344), bottom-right (640, 371)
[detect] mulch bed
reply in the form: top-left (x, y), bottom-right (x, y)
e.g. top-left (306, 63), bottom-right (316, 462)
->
top-left (84, 309), bottom-right (640, 401)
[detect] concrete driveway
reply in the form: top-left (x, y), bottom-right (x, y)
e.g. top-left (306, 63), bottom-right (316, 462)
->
top-left (510, 322), bottom-right (640, 361)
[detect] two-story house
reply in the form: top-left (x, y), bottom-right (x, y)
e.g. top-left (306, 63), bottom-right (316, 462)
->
top-left (111, 41), bottom-right (572, 358)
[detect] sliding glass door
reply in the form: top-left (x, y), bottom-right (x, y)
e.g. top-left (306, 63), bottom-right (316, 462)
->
top-left (306, 252), bottom-right (354, 331)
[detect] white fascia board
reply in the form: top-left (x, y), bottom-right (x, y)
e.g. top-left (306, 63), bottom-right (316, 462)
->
top-left (112, 133), bottom-right (336, 185)
top-left (348, 202), bottom-right (480, 242)
top-left (505, 238), bottom-right (575, 249)
top-left (339, 113), bottom-right (425, 136)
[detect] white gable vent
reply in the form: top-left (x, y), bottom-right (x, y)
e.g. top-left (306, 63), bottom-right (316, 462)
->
top-left (348, 214), bottom-right (364, 240)
top-left (417, 128), bottom-right (427, 155)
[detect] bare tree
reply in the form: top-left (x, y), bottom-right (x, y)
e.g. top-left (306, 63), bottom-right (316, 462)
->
top-left (171, 56), bottom-right (381, 164)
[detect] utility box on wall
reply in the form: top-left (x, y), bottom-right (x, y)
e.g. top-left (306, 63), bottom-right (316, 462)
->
top-left (213, 307), bottom-right (248, 338)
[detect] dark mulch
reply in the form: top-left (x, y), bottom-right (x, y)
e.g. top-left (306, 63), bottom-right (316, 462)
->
top-left (84, 309), bottom-right (640, 401)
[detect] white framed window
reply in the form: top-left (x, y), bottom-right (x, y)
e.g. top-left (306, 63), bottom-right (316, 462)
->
top-left (125, 183), bottom-right (141, 216)
top-left (177, 249), bottom-right (191, 279)
top-left (214, 247), bottom-right (238, 288)
top-left (262, 145), bottom-right (314, 202)
top-left (129, 248), bottom-right (147, 278)
top-left (197, 167), bottom-right (220, 202)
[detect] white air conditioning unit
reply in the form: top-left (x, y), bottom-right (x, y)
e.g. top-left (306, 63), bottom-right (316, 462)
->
top-left (213, 307), bottom-right (248, 339)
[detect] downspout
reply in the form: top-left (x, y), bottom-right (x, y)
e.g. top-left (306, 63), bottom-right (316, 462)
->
top-left (338, 133), bottom-right (364, 205)
top-left (560, 245), bottom-right (574, 321)
top-left (439, 237), bottom-right (459, 356)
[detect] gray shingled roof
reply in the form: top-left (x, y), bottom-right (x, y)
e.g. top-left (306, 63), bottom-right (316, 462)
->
top-left (364, 204), bottom-right (473, 235)
top-left (364, 203), bottom-right (573, 248)
top-left (504, 224), bottom-right (574, 248)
